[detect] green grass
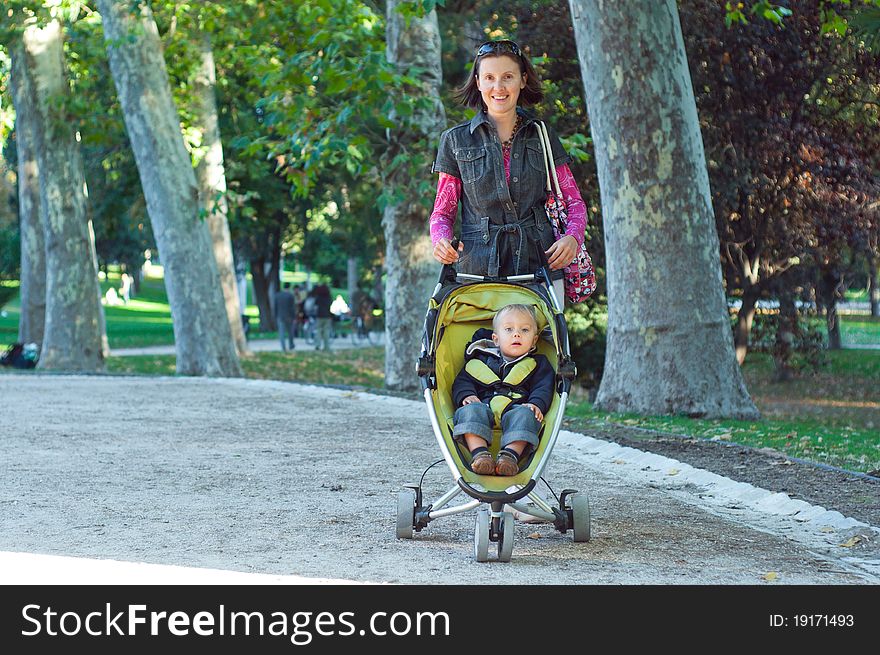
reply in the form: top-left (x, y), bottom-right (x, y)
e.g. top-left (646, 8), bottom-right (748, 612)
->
top-left (105, 347), bottom-right (387, 389)
top-left (565, 349), bottom-right (880, 474)
top-left (0, 269), bottom-right (354, 350)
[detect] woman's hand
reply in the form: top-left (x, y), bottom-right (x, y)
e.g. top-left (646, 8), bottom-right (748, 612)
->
top-left (462, 395), bottom-right (481, 406)
top-left (433, 238), bottom-right (463, 265)
top-left (544, 235), bottom-right (577, 270)
top-left (523, 403), bottom-right (544, 422)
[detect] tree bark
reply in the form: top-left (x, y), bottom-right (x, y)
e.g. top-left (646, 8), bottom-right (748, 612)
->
top-left (191, 32), bottom-right (248, 356)
top-left (869, 253), bottom-right (879, 318)
top-left (9, 43), bottom-right (46, 348)
top-left (570, 0), bottom-right (758, 418)
top-left (817, 268), bottom-right (842, 350)
top-left (250, 255), bottom-right (276, 333)
top-left (347, 257), bottom-right (358, 310)
top-left (733, 284), bottom-right (760, 365)
top-left (13, 23), bottom-right (106, 371)
top-left (773, 291), bottom-right (796, 382)
top-left (383, 2), bottom-right (446, 391)
top-left (97, 0), bottom-right (240, 376)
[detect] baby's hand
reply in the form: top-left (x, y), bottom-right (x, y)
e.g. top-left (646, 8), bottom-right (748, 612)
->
top-left (523, 403), bottom-right (543, 422)
top-left (462, 395), bottom-right (481, 406)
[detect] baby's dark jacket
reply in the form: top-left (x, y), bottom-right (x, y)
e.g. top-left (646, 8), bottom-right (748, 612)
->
top-left (451, 328), bottom-right (555, 414)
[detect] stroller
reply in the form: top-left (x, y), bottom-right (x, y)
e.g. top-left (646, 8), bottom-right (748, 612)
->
top-left (396, 260), bottom-right (590, 562)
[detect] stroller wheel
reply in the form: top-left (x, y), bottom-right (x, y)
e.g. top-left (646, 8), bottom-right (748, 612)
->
top-left (396, 488), bottom-right (417, 539)
top-left (497, 511), bottom-right (515, 562)
top-left (570, 493), bottom-right (591, 543)
top-left (474, 507), bottom-right (490, 562)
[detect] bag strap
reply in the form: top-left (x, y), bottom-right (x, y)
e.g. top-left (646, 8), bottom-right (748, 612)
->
top-left (537, 121), bottom-right (553, 193)
top-left (537, 121), bottom-right (562, 198)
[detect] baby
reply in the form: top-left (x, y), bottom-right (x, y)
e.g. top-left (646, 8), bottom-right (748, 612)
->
top-left (451, 303), bottom-right (554, 476)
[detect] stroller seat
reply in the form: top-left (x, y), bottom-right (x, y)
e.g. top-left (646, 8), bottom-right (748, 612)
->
top-left (431, 283), bottom-right (562, 492)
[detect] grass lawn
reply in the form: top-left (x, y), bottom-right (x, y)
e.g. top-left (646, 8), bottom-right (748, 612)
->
top-left (0, 270), bottom-right (354, 350)
top-left (564, 350), bottom-right (880, 474)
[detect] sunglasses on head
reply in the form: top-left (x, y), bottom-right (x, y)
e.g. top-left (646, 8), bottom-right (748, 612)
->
top-left (476, 40), bottom-right (523, 59)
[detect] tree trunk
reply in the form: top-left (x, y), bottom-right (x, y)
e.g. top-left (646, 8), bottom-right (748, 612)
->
top-left (97, 0), bottom-right (240, 376)
top-left (192, 33), bottom-right (248, 356)
top-left (383, 2), bottom-right (446, 391)
top-left (347, 257), bottom-right (358, 309)
top-left (733, 285), bottom-right (760, 365)
top-left (773, 291), bottom-right (796, 382)
top-left (9, 44), bottom-right (46, 348)
top-left (570, 0), bottom-right (758, 419)
top-left (817, 269), bottom-right (842, 350)
top-left (869, 253), bottom-right (879, 318)
top-left (250, 256), bottom-right (276, 332)
top-left (14, 23), bottom-right (106, 372)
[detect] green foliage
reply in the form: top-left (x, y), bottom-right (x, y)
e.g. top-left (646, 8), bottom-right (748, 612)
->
top-left (0, 220), bottom-right (20, 281)
top-left (849, 4), bottom-right (880, 51)
top-left (0, 280), bottom-right (18, 308)
top-left (564, 295), bottom-right (607, 391)
top-left (743, 311), bottom-right (829, 373)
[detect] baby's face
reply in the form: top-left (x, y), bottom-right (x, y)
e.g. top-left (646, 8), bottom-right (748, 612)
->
top-left (492, 310), bottom-right (539, 359)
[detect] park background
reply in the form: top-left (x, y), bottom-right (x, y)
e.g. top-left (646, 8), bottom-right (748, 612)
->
top-left (0, 1), bottom-right (878, 475)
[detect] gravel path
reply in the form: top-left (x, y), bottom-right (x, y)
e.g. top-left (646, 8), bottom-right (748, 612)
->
top-left (1, 374), bottom-right (877, 585)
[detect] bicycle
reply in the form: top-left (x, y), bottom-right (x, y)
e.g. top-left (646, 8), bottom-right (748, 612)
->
top-left (350, 314), bottom-right (373, 346)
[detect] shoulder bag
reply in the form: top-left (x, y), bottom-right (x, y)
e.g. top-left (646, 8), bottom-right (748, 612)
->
top-left (537, 121), bottom-right (597, 303)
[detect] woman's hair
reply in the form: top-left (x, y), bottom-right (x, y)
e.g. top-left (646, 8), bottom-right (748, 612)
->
top-left (453, 40), bottom-right (544, 109)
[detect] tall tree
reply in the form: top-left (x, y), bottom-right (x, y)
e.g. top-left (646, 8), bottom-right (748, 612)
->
top-left (96, 0), bottom-right (240, 376)
top-left (684, 0), bottom-right (880, 363)
top-left (8, 44), bottom-right (45, 347)
top-left (569, 0), bottom-right (758, 418)
top-left (11, 20), bottom-right (106, 371)
top-left (383, 1), bottom-right (447, 391)
top-left (190, 32), bottom-right (248, 356)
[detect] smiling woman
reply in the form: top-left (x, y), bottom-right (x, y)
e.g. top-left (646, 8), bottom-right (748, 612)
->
top-left (428, 39), bottom-right (589, 304)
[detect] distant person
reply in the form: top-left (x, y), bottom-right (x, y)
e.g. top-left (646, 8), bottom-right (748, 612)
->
top-left (104, 287), bottom-right (121, 306)
top-left (119, 272), bottom-right (133, 304)
top-left (330, 294), bottom-right (350, 317)
top-left (292, 284), bottom-right (307, 337)
top-left (313, 284), bottom-right (333, 351)
top-left (273, 282), bottom-right (297, 352)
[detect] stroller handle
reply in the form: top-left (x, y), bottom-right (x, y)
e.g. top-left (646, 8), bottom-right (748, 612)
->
top-left (438, 238), bottom-right (554, 287)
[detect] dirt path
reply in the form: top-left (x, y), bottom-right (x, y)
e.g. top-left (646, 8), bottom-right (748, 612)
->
top-left (1, 374), bottom-right (877, 585)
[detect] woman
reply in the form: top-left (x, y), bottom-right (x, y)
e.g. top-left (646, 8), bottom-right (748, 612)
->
top-left (430, 39), bottom-right (587, 302)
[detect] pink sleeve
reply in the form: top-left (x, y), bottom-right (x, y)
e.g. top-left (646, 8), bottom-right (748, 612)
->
top-left (429, 172), bottom-right (461, 246)
top-left (557, 164), bottom-right (587, 248)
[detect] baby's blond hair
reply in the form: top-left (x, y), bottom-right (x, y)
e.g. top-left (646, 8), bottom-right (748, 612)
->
top-left (492, 304), bottom-right (537, 332)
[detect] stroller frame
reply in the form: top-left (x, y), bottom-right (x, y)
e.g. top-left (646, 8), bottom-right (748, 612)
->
top-left (397, 265), bottom-right (590, 562)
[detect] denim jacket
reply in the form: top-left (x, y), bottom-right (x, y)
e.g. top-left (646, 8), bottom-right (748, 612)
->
top-left (432, 108), bottom-right (571, 278)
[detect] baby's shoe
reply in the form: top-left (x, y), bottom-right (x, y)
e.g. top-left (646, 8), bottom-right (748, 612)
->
top-left (470, 450), bottom-right (495, 475)
top-left (494, 449), bottom-right (520, 476)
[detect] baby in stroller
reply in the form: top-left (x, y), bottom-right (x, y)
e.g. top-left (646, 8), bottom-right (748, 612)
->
top-left (452, 303), bottom-right (555, 476)
top-left (398, 267), bottom-right (590, 562)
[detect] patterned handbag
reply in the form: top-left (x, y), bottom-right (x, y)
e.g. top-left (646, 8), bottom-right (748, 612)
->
top-left (537, 121), bottom-right (597, 303)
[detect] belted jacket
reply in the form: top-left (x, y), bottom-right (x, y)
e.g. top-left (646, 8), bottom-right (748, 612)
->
top-left (432, 108), bottom-right (572, 278)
